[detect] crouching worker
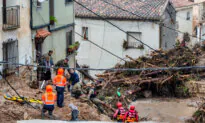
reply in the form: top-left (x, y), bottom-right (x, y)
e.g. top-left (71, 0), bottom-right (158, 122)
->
top-left (69, 103), bottom-right (79, 121)
top-left (41, 85), bottom-right (56, 119)
top-left (72, 82), bottom-right (83, 99)
top-left (113, 102), bottom-right (126, 122)
top-left (124, 105), bottom-right (139, 123)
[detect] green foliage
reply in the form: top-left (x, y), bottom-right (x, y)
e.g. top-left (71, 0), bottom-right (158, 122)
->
top-left (50, 16), bottom-right (58, 23)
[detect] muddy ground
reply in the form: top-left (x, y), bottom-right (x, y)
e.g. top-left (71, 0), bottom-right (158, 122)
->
top-left (0, 74), bottom-right (111, 123)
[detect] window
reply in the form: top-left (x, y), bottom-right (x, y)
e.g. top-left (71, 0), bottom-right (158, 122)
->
top-left (186, 12), bottom-right (190, 20)
top-left (49, 0), bottom-right (55, 25)
top-left (37, 1), bottom-right (42, 7)
top-left (2, 39), bottom-right (18, 76)
top-left (66, 31), bottom-right (73, 46)
top-left (127, 32), bottom-right (143, 49)
top-left (2, 5), bottom-right (20, 30)
top-left (82, 27), bottom-right (88, 40)
top-left (65, 0), bottom-right (72, 4)
top-left (66, 31), bottom-right (73, 55)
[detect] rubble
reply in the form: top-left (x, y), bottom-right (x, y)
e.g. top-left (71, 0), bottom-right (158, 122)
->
top-left (96, 46), bottom-right (205, 113)
top-left (0, 70), bottom-right (111, 123)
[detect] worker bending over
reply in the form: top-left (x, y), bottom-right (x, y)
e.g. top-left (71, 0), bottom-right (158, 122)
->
top-left (124, 105), bottom-right (139, 122)
top-left (68, 69), bottom-right (79, 93)
top-left (41, 85), bottom-right (56, 119)
top-left (113, 102), bottom-right (126, 122)
top-left (53, 68), bottom-right (67, 108)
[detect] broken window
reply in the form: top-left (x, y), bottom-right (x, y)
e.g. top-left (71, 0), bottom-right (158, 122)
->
top-left (127, 32), bottom-right (143, 49)
top-left (82, 27), bottom-right (88, 40)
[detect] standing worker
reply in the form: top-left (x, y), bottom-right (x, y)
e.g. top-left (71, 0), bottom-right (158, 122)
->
top-left (68, 69), bottom-right (79, 93)
top-left (53, 68), bottom-right (67, 108)
top-left (124, 105), bottom-right (139, 123)
top-left (41, 85), bottom-right (56, 119)
top-left (113, 102), bottom-right (126, 122)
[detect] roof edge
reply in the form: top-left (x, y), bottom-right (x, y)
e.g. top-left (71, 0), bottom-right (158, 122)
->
top-left (75, 16), bottom-right (160, 21)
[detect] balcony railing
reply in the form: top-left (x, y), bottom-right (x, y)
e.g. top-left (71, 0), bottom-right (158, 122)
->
top-left (2, 5), bottom-right (20, 30)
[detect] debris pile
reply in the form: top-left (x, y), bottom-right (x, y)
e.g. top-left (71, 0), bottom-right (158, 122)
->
top-left (0, 71), bottom-right (111, 123)
top-left (186, 98), bottom-right (205, 123)
top-left (96, 46), bottom-right (204, 111)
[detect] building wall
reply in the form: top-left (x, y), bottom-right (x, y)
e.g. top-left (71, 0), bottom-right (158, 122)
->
top-left (40, 26), bottom-right (75, 67)
top-left (52, 0), bottom-right (74, 28)
top-left (75, 18), bottom-right (160, 77)
top-left (175, 8), bottom-right (198, 45)
top-left (160, 3), bottom-right (176, 49)
top-left (0, 0), bottom-right (32, 71)
top-left (176, 8), bottom-right (193, 38)
top-left (31, 0), bottom-right (50, 27)
top-left (31, 0), bottom-right (75, 67)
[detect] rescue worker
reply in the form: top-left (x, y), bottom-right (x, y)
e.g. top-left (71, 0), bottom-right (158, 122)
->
top-left (42, 50), bottom-right (54, 66)
top-left (68, 69), bottom-right (79, 92)
top-left (55, 58), bottom-right (69, 73)
top-left (71, 82), bottom-right (82, 99)
top-left (124, 105), bottom-right (139, 123)
top-left (41, 85), bottom-right (56, 119)
top-left (113, 102), bottom-right (126, 122)
top-left (87, 82), bottom-right (97, 99)
top-left (53, 68), bottom-right (67, 108)
top-left (69, 103), bottom-right (79, 121)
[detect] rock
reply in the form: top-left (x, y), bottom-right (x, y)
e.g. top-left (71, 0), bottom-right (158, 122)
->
top-left (143, 90), bottom-right (152, 98)
top-left (24, 112), bottom-right (29, 120)
top-left (29, 79), bottom-right (39, 89)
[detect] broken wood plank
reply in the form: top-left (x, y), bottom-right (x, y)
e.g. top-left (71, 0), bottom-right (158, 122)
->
top-left (160, 75), bottom-right (173, 85)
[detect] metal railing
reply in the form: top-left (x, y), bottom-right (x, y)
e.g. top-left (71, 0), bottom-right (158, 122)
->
top-left (2, 5), bottom-right (20, 30)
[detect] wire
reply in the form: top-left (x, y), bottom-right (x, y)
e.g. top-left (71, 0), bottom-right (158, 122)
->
top-left (75, 32), bottom-right (126, 62)
top-left (74, 0), bottom-right (158, 52)
top-left (0, 69), bottom-right (58, 119)
top-left (2, 61), bottom-right (205, 72)
top-left (99, 0), bottom-right (205, 41)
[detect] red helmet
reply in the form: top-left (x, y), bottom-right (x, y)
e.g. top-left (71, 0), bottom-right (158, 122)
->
top-left (116, 102), bottom-right (122, 108)
top-left (130, 105), bottom-right (135, 110)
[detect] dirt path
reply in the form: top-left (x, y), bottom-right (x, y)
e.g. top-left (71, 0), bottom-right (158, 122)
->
top-left (131, 98), bottom-right (199, 123)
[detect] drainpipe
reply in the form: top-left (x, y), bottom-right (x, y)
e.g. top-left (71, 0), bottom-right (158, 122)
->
top-left (30, 0), bottom-right (33, 29)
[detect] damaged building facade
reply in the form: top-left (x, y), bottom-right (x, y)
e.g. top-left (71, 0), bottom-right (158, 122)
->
top-left (30, 0), bottom-right (75, 67)
top-left (0, 0), bottom-right (75, 75)
top-left (0, 0), bottom-right (32, 75)
top-left (75, 0), bottom-right (176, 76)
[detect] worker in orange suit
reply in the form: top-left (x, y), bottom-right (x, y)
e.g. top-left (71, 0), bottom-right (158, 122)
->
top-left (53, 68), bottom-right (67, 108)
top-left (124, 105), bottom-right (139, 123)
top-left (41, 85), bottom-right (56, 119)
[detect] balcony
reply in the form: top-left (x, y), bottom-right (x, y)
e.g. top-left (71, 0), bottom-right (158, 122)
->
top-left (2, 5), bottom-right (20, 30)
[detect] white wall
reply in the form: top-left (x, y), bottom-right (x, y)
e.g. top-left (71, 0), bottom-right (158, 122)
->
top-left (176, 8), bottom-right (198, 45)
top-left (0, 0), bottom-right (32, 71)
top-left (75, 18), bottom-right (159, 77)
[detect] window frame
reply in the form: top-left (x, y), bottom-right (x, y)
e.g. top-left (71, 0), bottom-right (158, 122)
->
top-left (127, 32), bottom-right (143, 49)
top-left (82, 27), bottom-right (89, 40)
